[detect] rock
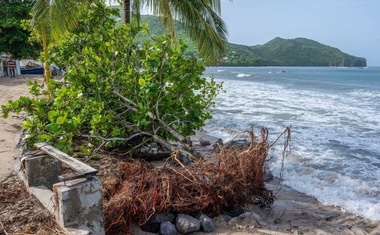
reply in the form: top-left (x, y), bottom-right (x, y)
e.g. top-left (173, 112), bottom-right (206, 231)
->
top-left (217, 213), bottom-right (232, 222)
top-left (178, 155), bottom-right (191, 165)
top-left (262, 169), bottom-right (274, 182)
top-left (212, 138), bottom-right (223, 152)
top-left (184, 137), bottom-right (192, 146)
top-left (160, 221), bottom-right (177, 235)
top-left (140, 218), bottom-right (159, 233)
top-left (134, 226), bottom-right (157, 235)
top-left (225, 206), bottom-right (245, 217)
top-left (150, 142), bottom-right (158, 154)
top-left (141, 222), bottom-right (160, 233)
top-left (224, 139), bottom-right (249, 150)
top-left (215, 138), bottom-right (223, 145)
top-left (197, 214), bottom-right (216, 233)
top-left (175, 214), bottom-right (201, 234)
top-left (152, 212), bottom-right (176, 223)
top-left (141, 146), bottom-right (150, 154)
top-left (141, 212), bottom-right (176, 233)
top-left (199, 138), bottom-right (211, 146)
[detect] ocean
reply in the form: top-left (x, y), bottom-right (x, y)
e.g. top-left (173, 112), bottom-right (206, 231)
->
top-left (202, 66), bottom-right (380, 220)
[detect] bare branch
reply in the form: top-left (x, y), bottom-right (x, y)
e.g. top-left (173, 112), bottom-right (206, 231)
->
top-left (113, 89), bottom-right (190, 145)
top-left (141, 131), bottom-right (196, 161)
top-left (113, 90), bottom-right (139, 111)
top-left (79, 132), bottom-right (142, 142)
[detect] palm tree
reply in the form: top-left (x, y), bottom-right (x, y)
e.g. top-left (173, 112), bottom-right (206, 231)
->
top-left (124, 0), bottom-right (131, 24)
top-left (29, 0), bottom-right (88, 97)
top-left (123, 0), bottom-right (228, 63)
top-left (30, 0), bottom-right (228, 94)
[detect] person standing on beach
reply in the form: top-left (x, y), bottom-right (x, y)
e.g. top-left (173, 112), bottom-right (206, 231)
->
top-left (6, 55), bottom-right (16, 77)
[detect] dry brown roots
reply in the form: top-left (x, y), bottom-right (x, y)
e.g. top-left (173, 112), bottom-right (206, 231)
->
top-left (103, 127), bottom-right (291, 234)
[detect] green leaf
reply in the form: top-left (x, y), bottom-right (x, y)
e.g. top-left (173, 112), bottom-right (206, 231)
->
top-left (55, 142), bottom-right (66, 153)
top-left (22, 119), bottom-right (33, 129)
top-left (89, 74), bottom-right (96, 82)
top-left (48, 110), bottom-right (58, 122)
top-left (62, 123), bottom-right (75, 131)
top-left (138, 78), bottom-right (146, 87)
top-left (178, 38), bottom-right (185, 46)
top-left (70, 68), bottom-right (77, 76)
top-left (56, 116), bottom-right (66, 125)
top-left (39, 133), bottom-right (53, 142)
top-left (61, 85), bottom-right (67, 94)
top-left (149, 59), bottom-right (158, 67)
top-left (73, 116), bottom-right (81, 126)
top-left (79, 65), bottom-right (85, 74)
top-left (46, 123), bottom-right (60, 133)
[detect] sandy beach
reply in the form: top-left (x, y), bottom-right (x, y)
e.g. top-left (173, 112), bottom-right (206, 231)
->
top-left (0, 75), bottom-right (379, 234)
top-left (0, 75), bottom-right (41, 181)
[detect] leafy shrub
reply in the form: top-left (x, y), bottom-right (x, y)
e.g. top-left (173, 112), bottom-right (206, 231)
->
top-left (2, 3), bottom-right (222, 154)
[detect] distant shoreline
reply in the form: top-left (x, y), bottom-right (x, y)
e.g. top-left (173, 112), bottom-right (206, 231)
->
top-left (212, 65), bottom-right (370, 68)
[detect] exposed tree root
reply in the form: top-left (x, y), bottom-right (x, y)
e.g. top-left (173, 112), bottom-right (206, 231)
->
top-left (103, 127), bottom-right (291, 234)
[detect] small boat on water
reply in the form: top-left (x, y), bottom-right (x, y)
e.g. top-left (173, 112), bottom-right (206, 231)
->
top-left (21, 61), bottom-right (44, 74)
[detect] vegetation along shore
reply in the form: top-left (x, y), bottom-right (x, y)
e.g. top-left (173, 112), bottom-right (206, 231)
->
top-left (1, 0), bottom-right (377, 234)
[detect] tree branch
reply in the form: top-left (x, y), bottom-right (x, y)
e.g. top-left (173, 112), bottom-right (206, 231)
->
top-left (113, 89), bottom-right (191, 145)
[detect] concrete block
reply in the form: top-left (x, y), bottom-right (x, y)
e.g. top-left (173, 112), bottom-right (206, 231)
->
top-left (24, 155), bottom-right (61, 189)
top-left (29, 186), bottom-right (55, 214)
top-left (54, 177), bottom-right (105, 235)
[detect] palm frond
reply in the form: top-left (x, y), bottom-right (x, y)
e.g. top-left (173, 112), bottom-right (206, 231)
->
top-left (170, 0), bottom-right (228, 63)
top-left (141, 0), bottom-right (228, 63)
top-left (30, 0), bottom-right (86, 43)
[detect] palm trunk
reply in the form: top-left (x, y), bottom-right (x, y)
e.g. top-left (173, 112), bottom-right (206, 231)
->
top-left (123, 0), bottom-right (131, 24)
top-left (42, 35), bottom-right (51, 99)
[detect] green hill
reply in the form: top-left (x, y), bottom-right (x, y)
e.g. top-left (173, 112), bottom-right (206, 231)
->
top-left (135, 15), bottom-right (366, 67)
top-left (135, 15), bottom-right (198, 57)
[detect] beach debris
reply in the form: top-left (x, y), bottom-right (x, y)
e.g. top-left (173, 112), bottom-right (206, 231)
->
top-left (103, 127), bottom-right (291, 234)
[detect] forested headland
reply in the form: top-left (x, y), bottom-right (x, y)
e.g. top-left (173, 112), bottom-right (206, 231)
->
top-left (137, 15), bottom-right (367, 67)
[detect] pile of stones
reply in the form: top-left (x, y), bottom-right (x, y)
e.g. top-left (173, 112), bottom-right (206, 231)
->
top-left (141, 213), bottom-right (215, 235)
top-left (140, 207), bottom-right (246, 235)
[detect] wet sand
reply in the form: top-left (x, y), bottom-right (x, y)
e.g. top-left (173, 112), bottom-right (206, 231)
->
top-left (190, 131), bottom-right (380, 235)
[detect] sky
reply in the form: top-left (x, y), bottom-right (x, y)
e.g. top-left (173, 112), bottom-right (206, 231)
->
top-left (220, 0), bottom-right (380, 66)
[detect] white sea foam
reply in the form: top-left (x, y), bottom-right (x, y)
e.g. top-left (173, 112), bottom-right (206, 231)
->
top-left (236, 73), bottom-right (251, 78)
top-left (269, 152), bottom-right (380, 220)
top-left (204, 67), bottom-right (380, 221)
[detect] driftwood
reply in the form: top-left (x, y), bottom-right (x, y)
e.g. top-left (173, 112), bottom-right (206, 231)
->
top-left (103, 127), bottom-right (291, 234)
top-left (34, 142), bottom-right (98, 179)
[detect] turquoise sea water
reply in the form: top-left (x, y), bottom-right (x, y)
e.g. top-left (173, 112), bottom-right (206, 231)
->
top-left (203, 66), bottom-right (380, 220)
